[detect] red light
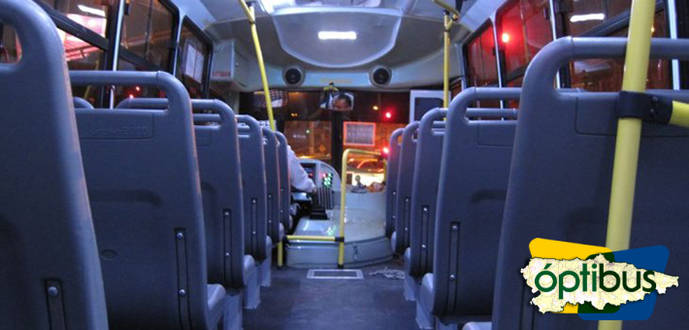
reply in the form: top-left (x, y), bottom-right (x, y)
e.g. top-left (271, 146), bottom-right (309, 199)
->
top-left (128, 94), bottom-right (134, 99)
top-left (382, 146), bottom-right (390, 155)
top-left (135, 86), bottom-right (141, 92)
top-left (501, 32), bottom-right (510, 43)
top-left (384, 112), bottom-right (392, 119)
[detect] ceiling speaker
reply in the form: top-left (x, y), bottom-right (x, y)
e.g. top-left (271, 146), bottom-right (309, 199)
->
top-left (370, 66), bottom-right (391, 86)
top-left (283, 66), bottom-right (304, 86)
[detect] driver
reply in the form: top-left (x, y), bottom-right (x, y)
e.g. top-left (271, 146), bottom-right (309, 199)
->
top-left (287, 145), bottom-right (315, 193)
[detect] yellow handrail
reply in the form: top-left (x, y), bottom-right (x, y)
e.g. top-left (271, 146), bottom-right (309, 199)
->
top-left (601, 1), bottom-right (655, 330)
top-left (237, 0), bottom-right (276, 132)
top-left (432, 0), bottom-right (459, 107)
top-left (339, 148), bottom-right (382, 267)
top-left (286, 235), bottom-right (337, 242)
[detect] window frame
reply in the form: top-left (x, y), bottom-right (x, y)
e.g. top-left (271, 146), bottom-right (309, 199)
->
top-left (117, 0), bottom-right (180, 73)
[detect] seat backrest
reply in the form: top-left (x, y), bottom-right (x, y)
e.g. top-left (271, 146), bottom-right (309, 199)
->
top-left (237, 115), bottom-right (268, 262)
top-left (408, 107), bottom-right (519, 281)
top-left (430, 88), bottom-right (521, 323)
top-left (493, 37), bottom-right (689, 330)
top-left (393, 122), bottom-right (420, 253)
top-left (262, 127), bottom-right (282, 243)
top-left (71, 70), bottom-right (209, 329)
top-left (385, 128), bottom-right (404, 237)
top-left (408, 109), bottom-right (446, 279)
top-left (0, 1), bottom-right (108, 328)
top-left (114, 97), bottom-right (248, 290)
top-left (275, 132), bottom-right (292, 231)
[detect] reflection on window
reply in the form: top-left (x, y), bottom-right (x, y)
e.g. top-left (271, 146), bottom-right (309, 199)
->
top-left (115, 58), bottom-right (164, 105)
top-left (120, 0), bottom-right (174, 69)
top-left (40, 0), bottom-right (110, 37)
top-left (569, 11), bottom-right (670, 91)
top-left (0, 25), bottom-right (21, 63)
top-left (176, 22), bottom-right (210, 98)
top-left (59, 29), bottom-right (105, 104)
top-left (285, 121), bottom-right (331, 162)
top-left (465, 23), bottom-right (498, 87)
top-left (496, 0), bottom-right (552, 85)
top-left (563, 0), bottom-right (634, 36)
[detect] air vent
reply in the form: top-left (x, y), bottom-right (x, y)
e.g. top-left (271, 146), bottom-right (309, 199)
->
top-left (307, 269), bottom-right (364, 280)
top-left (370, 66), bottom-right (391, 86)
top-left (283, 66), bottom-right (304, 86)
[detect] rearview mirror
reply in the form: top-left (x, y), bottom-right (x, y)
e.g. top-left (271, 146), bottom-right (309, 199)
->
top-left (320, 89), bottom-right (354, 112)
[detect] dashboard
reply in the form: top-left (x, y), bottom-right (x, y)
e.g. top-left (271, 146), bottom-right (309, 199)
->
top-left (299, 159), bottom-right (341, 191)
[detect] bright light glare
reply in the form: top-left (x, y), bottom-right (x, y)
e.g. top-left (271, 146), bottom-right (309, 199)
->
top-left (501, 33), bottom-right (510, 43)
top-left (318, 31), bottom-right (357, 40)
top-left (569, 13), bottom-right (605, 23)
top-left (77, 4), bottom-right (106, 17)
top-left (259, 0), bottom-right (295, 14)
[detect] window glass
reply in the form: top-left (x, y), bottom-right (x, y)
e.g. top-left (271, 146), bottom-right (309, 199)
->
top-left (285, 121), bottom-right (332, 162)
top-left (0, 24), bottom-right (21, 63)
top-left (176, 22), bottom-right (210, 98)
top-left (40, 0), bottom-right (110, 37)
top-left (496, 0), bottom-right (552, 85)
top-left (465, 23), bottom-right (498, 87)
top-left (115, 57), bottom-right (164, 105)
top-left (569, 10), bottom-right (670, 91)
top-left (563, 0), bottom-right (635, 36)
top-left (120, 0), bottom-right (174, 69)
top-left (59, 29), bottom-right (105, 104)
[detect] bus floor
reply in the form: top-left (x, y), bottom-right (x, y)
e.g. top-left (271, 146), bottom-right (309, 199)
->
top-left (244, 258), bottom-right (418, 330)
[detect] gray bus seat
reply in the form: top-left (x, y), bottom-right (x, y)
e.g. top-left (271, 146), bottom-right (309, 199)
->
top-left (262, 127), bottom-right (283, 246)
top-left (115, 98), bottom-right (254, 292)
top-left (275, 132), bottom-right (292, 232)
top-left (0, 0), bottom-right (108, 328)
top-left (406, 107), bottom-right (519, 304)
top-left (493, 37), bottom-right (689, 330)
top-left (237, 115), bottom-right (270, 306)
top-left (70, 70), bottom-right (224, 329)
top-left (73, 96), bottom-right (94, 109)
top-left (385, 128), bottom-right (404, 237)
top-left (418, 88), bottom-right (520, 329)
top-left (261, 126), bottom-right (281, 287)
top-left (404, 108), bottom-right (447, 302)
top-left (391, 122), bottom-right (420, 254)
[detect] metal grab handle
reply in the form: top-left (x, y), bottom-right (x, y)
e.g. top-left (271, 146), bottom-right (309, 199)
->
top-left (116, 98), bottom-right (235, 123)
top-left (69, 71), bottom-right (191, 122)
top-left (524, 37), bottom-right (689, 100)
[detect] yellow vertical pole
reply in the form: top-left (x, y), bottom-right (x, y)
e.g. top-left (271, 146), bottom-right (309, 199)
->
top-left (238, 0), bottom-right (281, 266)
top-left (443, 12), bottom-right (451, 108)
top-left (600, 1), bottom-right (655, 330)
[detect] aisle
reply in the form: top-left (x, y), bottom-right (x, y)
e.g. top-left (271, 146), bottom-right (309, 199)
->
top-left (244, 259), bottom-right (418, 330)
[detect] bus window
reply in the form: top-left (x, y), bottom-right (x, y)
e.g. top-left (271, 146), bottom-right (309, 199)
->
top-left (176, 19), bottom-right (211, 98)
top-left (60, 29), bottom-right (105, 104)
top-left (496, 0), bottom-right (552, 85)
top-left (562, 0), bottom-right (636, 36)
top-left (285, 121), bottom-right (332, 162)
top-left (120, 0), bottom-right (175, 70)
top-left (0, 25), bottom-right (21, 63)
top-left (465, 23), bottom-right (498, 88)
top-left (569, 10), bottom-right (670, 91)
top-left (39, 0), bottom-right (110, 38)
top-left (115, 57), bottom-right (164, 105)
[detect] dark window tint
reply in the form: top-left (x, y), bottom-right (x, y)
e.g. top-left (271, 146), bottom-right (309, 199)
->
top-left (569, 10), bottom-right (670, 91)
top-left (115, 57), bottom-right (164, 105)
top-left (40, 0), bottom-right (110, 37)
top-left (465, 23), bottom-right (498, 87)
top-left (562, 0), bottom-right (637, 36)
top-left (496, 0), bottom-right (552, 85)
top-left (120, 0), bottom-right (175, 69)
top-left (176, 22), bottom-right (210, 98)
top-left (0, 24), bottom-right (21, 63)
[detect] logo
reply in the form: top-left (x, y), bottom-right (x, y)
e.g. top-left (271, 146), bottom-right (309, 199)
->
top-left (522, 238), bottom-right (679, 320)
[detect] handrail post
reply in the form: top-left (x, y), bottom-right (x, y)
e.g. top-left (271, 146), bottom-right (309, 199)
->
top-left (432, 0), bottom-right (459, 107)
top-left (237, 0), bottom-right (276, 131)
top-left (601, 1), bottom-right (655, 330)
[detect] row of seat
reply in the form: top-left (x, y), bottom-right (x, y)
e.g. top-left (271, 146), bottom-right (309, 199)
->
top-left (387, 36), bottom-right (689, 330)
top-left (1, 1), bottom-right (291, 328)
